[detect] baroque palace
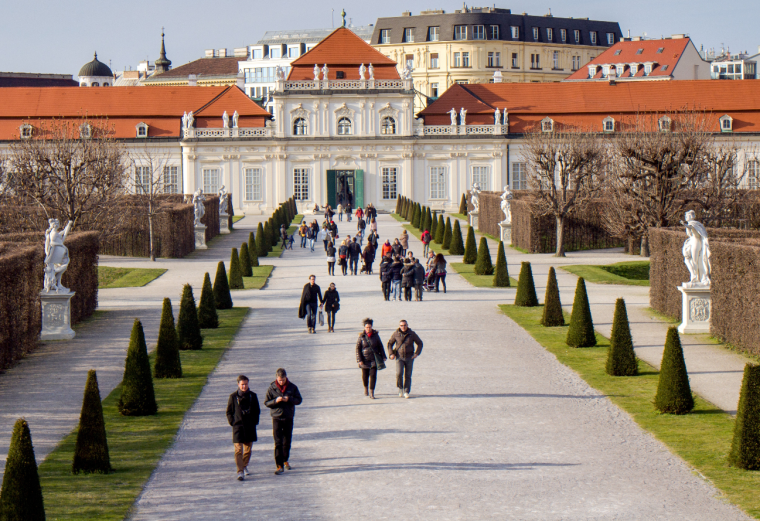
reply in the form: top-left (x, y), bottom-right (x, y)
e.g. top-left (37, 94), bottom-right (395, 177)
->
top-left (2, 27), bottom-right (759, 215)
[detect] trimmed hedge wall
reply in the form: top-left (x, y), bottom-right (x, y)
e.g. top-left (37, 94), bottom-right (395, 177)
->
top-left (0, 231), bottom-right (99, 370)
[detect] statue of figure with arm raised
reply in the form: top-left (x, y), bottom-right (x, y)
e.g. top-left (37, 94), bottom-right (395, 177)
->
top-left (681, 210), bottom-right (711, 287)
top-left (43, 219), bottom-right (73, 293)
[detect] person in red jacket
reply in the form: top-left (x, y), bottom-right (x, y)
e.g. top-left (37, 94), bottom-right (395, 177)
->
top-left (420, 229), bottom-right (432, 257)
top-left (381, 239), bottom-right (393, 258)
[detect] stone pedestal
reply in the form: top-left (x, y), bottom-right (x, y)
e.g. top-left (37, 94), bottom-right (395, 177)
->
top-left (40, 291), bottom-right (76, 341)
top-left (677, 285), bottom-right (712, 334)
top-left (469, 211), bottom-right (479, 229)
top-left (499, 222), bottom-right (512, 244)
top-left (220, 213), bottom-right (230, 234)
top-left (194, 224), bottom-right (208, 250)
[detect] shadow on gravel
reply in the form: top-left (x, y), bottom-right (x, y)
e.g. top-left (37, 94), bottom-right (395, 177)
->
top-left (298, 428), bottom-right (450, 441)
top-left (296, 461), bottom-right (580, 475)
top-left (413, 393), bottom-right (610, 399)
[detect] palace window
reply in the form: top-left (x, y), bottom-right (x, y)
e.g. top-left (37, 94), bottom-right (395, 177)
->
top-left (404, 28), bottom-right (414, 43)
top-left (79, 123), bottom-right (92, 139)
top-left (590, 31), bottom-right (597, 45)
top-left (293, 117), bottom-right (308, 136)
top-left (572, 56), bottom-right (581, 70)
top-left (245, 168), bottom-right (262, 200)
top-left (553, 51), bottom-right (560, 69)
top-left (288, 47), bottom-right (299, 58)
top-left (511, 163), bottom-right (527, 190)
top-left (461, 52), bottom-right (470, 67)
top-left (532, 27), bottom-right (539, 40)
top-left (454, 25), bottom-right (467, 40)
top-left (381, 117), bottom-right (396, 135)
top-left (603, 116), bottom-right (615, 133)
top-left (454, 79), bottom-right (469, 84)
top-left (382, 167), bottom-right (398, 199)
top-left (473, 25), bottom-right (485, 40)
top-left (547, 28), bottom-right (553, 41)
top-left (561, 29), bottom-right (567, 42)
top-left (430, 167), bottom-right (447, 199)
top-left (430, 83), bottom-right (439, 97)
top-left (607, 33), bottom-right (616, 45)
top-left (489, 25), bottom-right (499, 40)
top-left (530, 54), bottom-right (541, 69)
top-left (380, 29), bottom-right (391, 44)
top-left (293, 168), bottom-right (309, 200)
top-left (748, 160), bottom-right (759, 189)
top-left (512, 53), bottom-right (519, 68)
top-left (574, 30), bottom-right (580, 43)
top-left (337, 117), bottom-right (352, 135)
top-left (511, 26), bottom-right (519, 39)
top-left (270, 47), bottom-right (281, 59)
top-left (487, 52), bottom-right (501, 67)
top-left (163, 166), bottom-right (179, 194)
top-left (454, 52), bottom-right (461, 67)
top-left (251, 49), bottom-right (262, 59)
top-left (136, 122), bottom-right (149, 138)
top-left (541, 117), bottom-right (554, 133)
top-left (135, 166), bottom-right (151, 194)
top-left (430, 53), bottom-right (439, 68)
top-left (472, 166), bottom-right (490, 190)
top-left (19, 124), bottom-right (32, 139)
top-left (720, 114), bottom-right (733, 132)
top-left (203, 168), bottom-right (220, 194)
top-left (658, 116), bottom-right (672, 132)
top-left (428, 26), bottom-right (439, 41)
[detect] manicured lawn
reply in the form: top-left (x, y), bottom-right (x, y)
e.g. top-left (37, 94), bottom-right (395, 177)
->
top-left (500, 304), bottom-right (760, 519)
top-left (241, 265), bottom-right (274, 289)
top-left (449, 212), bottom-right (468, 222)
top-left (450, 262), bottom-right (518, 288)
top-left (391, 213), bottom-right (407, 223)
top-left (402, 224), bottom-right (447, 256)
top-left (561, 261), bottom-right (650, 286)
top-left (98, 267), bottom-right (167, 289)
top-left (37, 308), bottom-right (248, 520)
top-left (232, 215), bottom-right (245, 224)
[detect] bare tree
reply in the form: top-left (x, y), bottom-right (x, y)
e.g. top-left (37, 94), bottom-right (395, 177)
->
top-left (4, 116), bottom-right (128, 234)
top-left (692, 140), bottom-right (753, 227)
top-left (522, 124), bottom-right (607, 257)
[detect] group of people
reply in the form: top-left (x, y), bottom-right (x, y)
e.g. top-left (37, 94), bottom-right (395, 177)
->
top-left (377, 232), bottom-right (448, 301)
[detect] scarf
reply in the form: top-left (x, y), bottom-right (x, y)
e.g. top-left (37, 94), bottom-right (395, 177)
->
top-left (275, 379), bottom-right (288, 394)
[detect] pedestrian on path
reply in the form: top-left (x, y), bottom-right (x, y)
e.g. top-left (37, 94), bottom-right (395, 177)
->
top-left (298, 275), bottom-right (324, 334)
top-left (379, 254), bottom-right (392, 301)
top-left (381, 239), bottom-right (392, 258)
top-left (434, 253), bottom-right (447, 293)
top-left (356, 318), bottom-right (386, 399)
top-left (421, 229), bottom-right (432, 258)
top-left (387, 320), bottom-right (423, 398)
top-left (392, 238), bottom-right (403, 258)
top-left (337, 203), bottom-right (344, 221)
top-left (339, 239), bottom-right (349, 276)
top-left (264, 368), bottom-right (303, 475)
top-left (370, 217), bottom-right (378, 234)
top-left (326, 241), bottom-right (336, 276)
top-left (362, 243), bottom-right (375, 274)
top-left (413, 258), bottom-right (426, 301)
top-left (226, 375), bottom-right (261, 481)
top-left (357, 217), bottom-right (366, 245)
top-left (356, 207), bottom-right (364, 221)
top-left (390, 255), bottom-right (403, 301)
top-left (320, 225), bottom-right (330, 251)
top-left (399, 230), bottom-right (409, 256)
top-left (309, 220), bottom-right (319, 252)
top-left (348, 237), bottom-right (362, 275)
top-left (346, 202), bottom-right (353, 222)
top-left (299, 222), bottom-right (308, 248)
top-left (401, 258), bottom-right (415, 301)
top-left (323, 282), bottom-right (340, 332)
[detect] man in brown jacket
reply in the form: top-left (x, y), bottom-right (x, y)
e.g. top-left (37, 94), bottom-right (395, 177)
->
top-left (387, 319), bottom-right (423, 398)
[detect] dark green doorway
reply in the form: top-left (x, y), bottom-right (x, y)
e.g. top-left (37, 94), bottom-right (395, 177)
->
top-left (326, 169), bottom-right (364, 209)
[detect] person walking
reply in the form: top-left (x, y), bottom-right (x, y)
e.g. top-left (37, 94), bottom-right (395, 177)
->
top-left (323, 282), bottom-right (340, 332)
top-left (337, 203), bottom-right (344, 221)
top-left (379, 255), bottom-right (392, 301)
top-left (298, 274), bottom-right (324, 334)
top-left (320, 224), bottom-right (330, 251)
top-left (420, 229), bottom-right (432, 258)
top-left (348, 237), bottom-right (362, 275)
top-left (387, 320), bottom-right (423, 399)
top-left (399, 230), bottom-right (409, 257)
top-left (326, 241), bottom-right (336, 276)
top-left (362, 242), bottom-right (375, 274)
top-left (346, 202), bottom-right (353, 222)
top-left (434, 253), bottom-right (447, 293)
top-left (357, 217), bottom-right (366, 245)
top-left (280, 224), bottom-right (289, 249)
top-left (392, 238), bottom-right (403, 258)
top-left (264, 368), bottom-right (303, 475)
top-left (226, 375), bottom-right (261, 481)
top-left (401, 258), bottom-right (415, 302)
top-left (356, 206), bottom-right (364, 221)
top-left (369, 217), bottom-right (378, 234)
top-left (299, 222), bottom-right (308, 248)
top-left (356, 318), bottom-right (386, 399)
top-left (381, 239), bottom-right (393, 258)
top-left (367, 229), bottom-right (379, 253)
top-left (390, 255), bottom-right (403, 301)
top-left (413, 258), bottom-right (426, 301)
top-left (338, 239), bottom-right (349, 276)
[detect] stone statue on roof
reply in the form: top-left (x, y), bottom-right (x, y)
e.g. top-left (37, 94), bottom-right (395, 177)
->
top-left (187, 111), bottom-right (194, 128)
top-left (494, 108), bottom-right (501, 126)
top-left (359, 63), bottom-right (366, 80)
top-left (449, 108), bottom-right (457, 126)
top-left (460, 107), bottom-right (467, 126)
top-left (321, 64), bottom-right (329, 80)
top-left (502, 107), bottom-right (508, 126)
top-left (368, 63), bottom-right (374, 80)
top-left (222, 111), bottom-right (229, 129)
top-left (182, 111), bottom-right (188, 129)
top-left (313, 64), bottom-right (320, 81)
top-left (681, 210), bottom-right (712, 287)
top-left (232, 110), bottom-right (239, 128)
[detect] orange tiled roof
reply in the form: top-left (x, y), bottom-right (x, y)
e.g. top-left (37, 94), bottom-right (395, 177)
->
top-left (147, 56), bottom-right (247, 80)
top-left (565, 38), bottom-right (691, 80)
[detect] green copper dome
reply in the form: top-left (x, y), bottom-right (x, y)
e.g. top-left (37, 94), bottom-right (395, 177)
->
top-left (78, 52), bottom-right (113, 77)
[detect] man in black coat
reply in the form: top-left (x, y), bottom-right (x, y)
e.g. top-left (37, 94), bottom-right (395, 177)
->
top-left (226, 375), bottom-right (261, 481)
top-left (348, 237), bottom-right (362, 276)
top-left (387, 320), bottom-right (424, 398)
top-left (264, 368), bottom-right (303, 475)
top-left (412, 258), bottom-right (426, 301)
top-left (298, 275), bottom-right (323, 334)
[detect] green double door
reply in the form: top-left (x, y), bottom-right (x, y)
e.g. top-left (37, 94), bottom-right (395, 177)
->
top-left (326, 169), bottom-right (364, 209)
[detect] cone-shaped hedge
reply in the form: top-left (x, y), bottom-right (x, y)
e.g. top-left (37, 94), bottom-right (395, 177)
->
top-left (434, 215), bottom-right (445, 244)
top-left (462, 226), bottom-right (477, 263)
top-left (154, 298), bottom-right (183, 378)
top-left (256, 222), bottom-right (267, 257)
top-left (262, 222), bottom-right (272, 253)
top-left (606, 298), bottom-right (638, 376)
top-left (423, 209), bottom-right (432, 233)
top-left (566, 278), bottom-right (596, 347)
top-left (73, 370), bottom-right (111, 474)
top-left (269, 218), bottom-right (278, 246)
top-left (541, 267), bottom-right (564, 326)
top-left (118, 319), bottom-right (158, 416)
top-left (0, 418), bottom-right (45, 521)
top-left (229, 248), bottom-right (244, 290)
top-left (430, 211), bottom-right (438, 238)
top-left (395, 197), bottom-right (402, 214)
top-left (654, 327), bottom-right (694, 414)
top-left (443, 217), bottom-right (453, 249)
top-left (729, 364), bottom-right (760, 469)
top-left (177, 284), bottom-right (203, 351)
top-left (459, 193), bottom-right (467, 215)
top-left (514, 262), bottom-right (539, 307)
top-left (493, 241), bottom-right (510, 287)
top-left (450, 220), bottom-right (465, 254)
top-left (197, 273), bottom-right (219, 330)
top-left (474, 237), bottom-right (493, 275)
top-left (248, 231), bottom-right (256, 258)
top-left (412, 204), bottom-right (421, 229)
top-left (239, 243), bottom-right (253, 277)
top-left (213, 261), bottom-right (233, 310)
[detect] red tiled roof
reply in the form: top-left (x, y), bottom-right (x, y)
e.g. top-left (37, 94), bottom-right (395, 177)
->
top-left (0, 77), bottom-right (79, 87)
top-left (288, 27), bottom-right (399, 80)
top-left (147, 56), bottom-right (246, 80)
top-left (565, 38), bottom-right (691, 80)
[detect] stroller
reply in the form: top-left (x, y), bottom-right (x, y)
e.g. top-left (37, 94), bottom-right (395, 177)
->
top-left (283, 234), bottom-right (295, 250)
top-left (423, 268), bottom-right (437, 291)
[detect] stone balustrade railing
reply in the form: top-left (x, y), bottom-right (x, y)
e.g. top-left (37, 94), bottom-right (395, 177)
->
top-left (422, 125), bottom-right (509, 136)
top-left (279, 78), bottom-right (410, 92)
top-left (184, 127), bottom-right (275, 139)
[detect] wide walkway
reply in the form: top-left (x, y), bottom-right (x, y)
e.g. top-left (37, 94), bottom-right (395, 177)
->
top-left (129, 214), bottom-right (746, 520)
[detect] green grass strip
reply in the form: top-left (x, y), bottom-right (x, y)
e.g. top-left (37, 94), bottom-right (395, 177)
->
top-left (402, 224), bottom-right (446, 255)
top-left (450, 262), bottom-right (518, 288)
top-left (38, 307), bottom-right (248, 520)
top-left (449, 212), bottom-right (468, 222)
top-left (98, 267), bottom-right (167, 289)
top-left (561, 261), bottom-right (650, 287)
top-left (391, 213), bottom-right (406, 223)
top-left (241, 265), bottom-right (274, 290)
top-left (499, 304), bottom-right (760, 519)
top-left (231, 215), bottom-right (245, 224)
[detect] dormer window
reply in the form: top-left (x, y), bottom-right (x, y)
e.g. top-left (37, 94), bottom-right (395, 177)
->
top-left (636, 49), bottom-right (644, 55)
top-left (588, 65), bottom-right (598, 79)
top-left (720, 114), bottom-right (733, 133)
top-left (603, 116), bottom-right (615, 133)
top-left (661, 64), bottom-right (669, 72)
top-left (658, 116), bottom-right (672, 132)
top-left (614, 50), bottom-right (622, 56)
top-left (656, 47), bottom-right (664, 54)
top-left (644, 63), bottom-right (653, 76)
top-left (136, 122), bottom-right (149, 138)
top-left (80, 123), bottom-right (92, 139)
top-left (630, 63), bottom-right (639, 75)
top-left (19, 124), bottom-right (33, 139)
top-left (541, 117), bottom-right (554, 133)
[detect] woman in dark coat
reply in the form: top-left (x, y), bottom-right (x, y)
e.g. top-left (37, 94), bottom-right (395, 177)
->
top-left (356, 318), bottom-right (386, 399)
top-left (226, 375), bottom-right (261, 480)
top-left (326, 241), bottom-right (336, 276)
top-left (434, 253), bottom-right (447, 293)
top-left (392, 238), bottom-right (403, 258)
top-left (401, 258), bottom-right (415, 301)
top-left (362, 243), bottom-right (375, 274)
top-left (323, 282), bottom-right (340, 333)
top-left (338, 239), bottom-right (349, 276)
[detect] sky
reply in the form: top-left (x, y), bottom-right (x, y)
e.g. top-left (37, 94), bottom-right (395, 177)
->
top-left (2, 0), bottom-right (756, 76)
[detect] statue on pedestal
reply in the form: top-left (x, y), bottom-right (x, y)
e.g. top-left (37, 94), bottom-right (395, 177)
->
top-left (449, 108), bottom-right (457, 126)
top-left (681, 210), bottom-right (711, 287)
top-left (460, 107), bottom-right (467, 126)
top-left (232, 111), bottom-right (239, 128)
top-left (494, 108), bottom-right (501, 126)
top-left (470, 183), bottom-right (481, 212)
top-left (359, 63), bottom-right (366, 80)
top-left (193, 189), bottom-right (206, 226)
top-left (187, 111), bottom-right (194, 128)
top-left (182, 111), bottom-right (188, 129)
top-left (500, 186), bottom-right (513, 224)
top-left (321, 64), bottom-right (329, 80)
top-left (219, 185), bottom-right (229, 215)
top-left (368, 63), bottom-right (374, 80)
top-left (43, 219), bottom-right (72, 293)
top-left (313, 64), bottom-right (320, 81)
top-left (222, 111), bottom-right (229, 129)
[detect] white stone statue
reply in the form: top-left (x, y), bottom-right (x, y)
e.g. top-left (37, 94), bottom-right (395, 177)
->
top-left (449, 108), bottom-right (457, 126)
top-left (460, 107), bottom-right (467, 126)
top-left (275, 65), bottom-right (285, 81)
top-left (232, 110), bottom-right (239, 128)
top-left (368, 63), bottom-right (374, 80)
top-left (402, 62), bottom-right (413, 80)
top-left (359, 63), bottom-right (366, 80)
top-left (222, 111), bottom-right (229, 129)
top-left (470, 183), bottom-right (481, 213)
top-left (187, 111), bottom-right (194, 128)
top-left (43, 219), bottom-right (72, 293)
top-left (493, 69), bottom-right (503, 83)
top-left (681, 210), bottom-right (711, 287)
top-left (219, 185), bottom-right (228, 215)
top-left (500, 186), bottom-right (513, 224)
top-left (502, 107), bottom-right (508, 125)
top-left (321, 64), bottom-right (329, 80)
top-left (494, 108), bottom-right (501, 126)
top-left (193, 189), bottom-right (206, 226)
top-left (182, 111), bottom-right (188, 129)
top-left (313, 64), bottom-right (320, 81)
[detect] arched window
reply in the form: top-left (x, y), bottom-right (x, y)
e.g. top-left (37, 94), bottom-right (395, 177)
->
top-left (541, 117), bottom-right (554, 133)
top-left (337, 117), bottom-right (352, 135)
top-left (381, 116), bottom-right (396, 135)
top-left (91, 82), bottom-right (99, 87)
top-left (103, 82), bottom-right (109, 87)
top-left (293, 117), bottom-right (308, 136)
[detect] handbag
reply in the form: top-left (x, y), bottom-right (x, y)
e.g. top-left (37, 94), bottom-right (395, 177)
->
top-left (327, 256), bottom-right (335, 262)
top-left (318, 310), bottom-right (324, 326)
top-left (374, 350), bottom-right (386, 371)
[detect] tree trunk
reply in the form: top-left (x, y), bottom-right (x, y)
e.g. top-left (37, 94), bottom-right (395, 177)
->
top-left (555, 215), bottom-right (566, 257)
top-left (640, 235), bottom-right (650, 257)
top-left (148, 204), bottom-right (155, 261)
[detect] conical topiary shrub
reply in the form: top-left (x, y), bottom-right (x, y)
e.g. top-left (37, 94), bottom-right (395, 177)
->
top-left (256, 222), bottom-right (267, 257)
top-left (177, 284), bottom-right (203, 351)
top-left (248, 231), bottom-right (256, 259)
top-left (262, 222), bottom-right (272, 253)
top-left (430, 211), bottom-right (437, 238)
top-left (514, 262), bottom-right (539, 307)
top-left (442, 217), bottom-right (452, 249)
top-left (0, 418), bottom-right (45, 521)
top-left (493, 241), bottom-right (510, 287)
top-left (154, 298), bottom-right (183, 378)
top-left (118, 319), bottom-right (158, 416)
top-left (449, 220), bottom-right (465, 255)
top-left (229, 248), bottom-right (244, 290)
top-left (73, 370), bottom-right (111, 474)
top-left (412, 204), bottom-right (421, 229)
top-left (729, 364), bottom-right (760, 469)
top-left (423, 209), bottom-right (432, 234)
top-left (239, 243), bottom-right (253, 277)
top-left (459, 193), bottom-right (468, 215)
top-left (541, 267), bottom-right (564, 327)
top-left (197, 273), bottom-right (219, 330)
top-left (434, 215), bottom-right (445, 244)
top-left (654, 327), bottom-right (694, 414)
top-left (463, 226), bottom-right (477, 264)
top-left (213, 261), bottom-right (233, 310)
top-left (270, 218), bottom-right (279, 247)
top-left (474, 237), bottom-right (493, 275)
top-left (566, 278), bottom-right (596, 348)
top-left (606, 298), bottom-right (638, 376)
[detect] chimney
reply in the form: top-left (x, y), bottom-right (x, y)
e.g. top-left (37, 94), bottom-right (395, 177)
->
top-left (188, 74), bottom-right (197, 86)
